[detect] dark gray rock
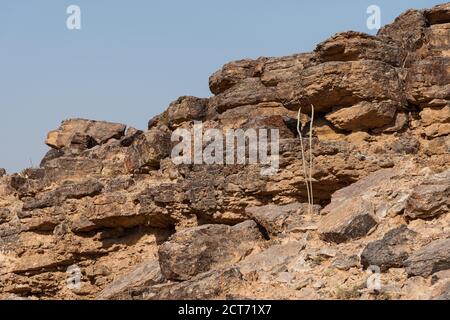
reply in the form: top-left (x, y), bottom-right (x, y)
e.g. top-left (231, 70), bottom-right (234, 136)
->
top-left (361, 225), bottom-right (417, 271)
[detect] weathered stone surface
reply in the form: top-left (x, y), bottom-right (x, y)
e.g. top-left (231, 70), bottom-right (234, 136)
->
top-left (11, 251), bottom-right (77, 274)
top-left (0, 168), bottom-right (6, 177)
top-left (325, 100), bottom-right (398, 131)
top-left (378, 9), bottom-right (428, 51)
top-left (140, 267), bottom-right (243, 300)
top-left (70, 192), bottom-right (143, 232)
top-left (209, 58), bottom-right (266, 95)
top-left (242, 115), bottom-right (296, 139)
top-left (405, 169), bottom-right (450, 220)
top-left (320, 168), bottom-right (416, 220)
top-left (39, 149), bottom-right (65, 167)
top-left (135, 184), bottom-right (186, 229)
top-left (373, 112), bottom-right (409, 133)
top-left (407, 57), bottom-right (450, 107)
top-left (120, 127), bottom-right (143, 147)
top-left (423, 137), bottom-right (450, 160)
top-left (420, 105), bottom-right (450, 138)
top-left (432, 269), bottom-right (450, 284)
top-left (238, 241), bottom-right (306, 283)
top-left (332, 254), bottom-right (360, 271)
top-left (46, 119), bottom-right (126, 150)
top-left (405, 238), bottom-right (450, 277)
top-left (218, 102), bottom-right (295, 129)
top-left (280, 60), bottom-right (405, 114)
top-left (315, 31), bottom-right (406, 66)
top-left (165, 96), bottom-right (209, 126)
top-left (422, 23), bottom-right (450, 57)
top-left (260, 53), bottom-right (316, 86)
top-left (41, 157), bottom-right (103, 182)
top-left (158, 221), bottom-right (263, 281)
top-left (209, 78), bottom-right (279, 113)
top-left (387, 135), bottom-right (420, 155)
top-left (124, 126), bottom-right (172, 172)
top-left (22, 179), bottom-right (103, 211)
top-left (245, 202), bottom-right (320, 236)
top-left (432, 281), bottom-right (450, 300)
top-left (319, 198), bottom-right (377, 244)
top-left (97, 259), bottom-right (164, 300)
top-left (424, 122), bottom-right (450, 139)
top-left (361, 226), bottom-right (417, 271)
top-left (0, 208), bottom-right (11, 224)
top-left (425, 3), bottom-right (450, 25)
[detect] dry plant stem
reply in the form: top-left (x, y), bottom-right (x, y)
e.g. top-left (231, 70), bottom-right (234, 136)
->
top-left (309, 104), bottom-right (315, 215)
top-left (297, 107), bottom-right (311, 209)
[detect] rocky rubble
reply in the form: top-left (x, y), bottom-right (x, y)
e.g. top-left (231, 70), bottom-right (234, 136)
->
top-left (0, 3), bottom-right (449, 300)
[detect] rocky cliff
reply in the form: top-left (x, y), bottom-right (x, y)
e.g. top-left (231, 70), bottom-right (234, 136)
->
top-left (0, 3), bottom-right (449, 300)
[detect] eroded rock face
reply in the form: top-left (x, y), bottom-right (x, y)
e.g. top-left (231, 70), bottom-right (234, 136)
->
top-left (139, 267), bottom-right (244, 300)
top-left (405, 239), bottom-right (450, 277)
top-left (165, 96), bottom-right (210, 126)
top-left (1, 2), bottom-right (449, 300)
top-left (245, 203), bottom-right (321, 236)
top-left (378, 9), bottom-right (429, 51)
top-left (405, 169), bottom-right (450, 220)
top-left (46, 119), bottom-right (126, 150)
top-left (22, 179), bottom-right (104, 212)
top-left (238, 241), bottom-right (306, 283)
top-left (318, 198), bottom-right (378, 244)
top-left (420, 105), bottom-right (450, 138)
top-left (424, 3), bottom-right (450, 25)
top-left (282, 60), bottom-right (406, 114)
top-left (315, 31), bottom-right (407, 66)
top-left (158, 221), bottom-right (263, 281)
top-left (97, 258), bottom-right (164, 300)
top-left (325, 101), bottom-right (397, 131)
top-left (361, 226), bottom-right (417, 271)
top-left (124, 126), bottom-right (172, 173)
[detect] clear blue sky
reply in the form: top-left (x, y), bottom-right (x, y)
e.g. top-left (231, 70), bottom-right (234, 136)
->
top-left (0, 0), bottom-right (444, 173)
